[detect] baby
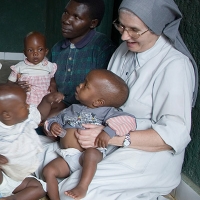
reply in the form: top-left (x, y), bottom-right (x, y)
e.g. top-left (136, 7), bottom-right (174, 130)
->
top-left (0, 83), bottom-right (64, 199)
top-left (43, 69), bottom-right (136, 200)
top-left (7, 31), bottom-right (57, 106)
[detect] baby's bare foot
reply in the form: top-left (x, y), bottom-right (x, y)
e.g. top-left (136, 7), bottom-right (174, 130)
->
top-left (65, 185), bottom-right (88, 200)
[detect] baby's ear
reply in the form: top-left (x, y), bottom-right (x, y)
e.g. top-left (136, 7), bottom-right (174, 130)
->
top-left (93, 98), bottom-right (105, 107)
top-left (45, 48), bottom-right (49, 56)
top-left (2, 111), bottom-right (12, 121)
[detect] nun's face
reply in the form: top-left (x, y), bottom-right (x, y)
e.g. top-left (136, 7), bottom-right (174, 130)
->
top-left (118, 11), bottom-right (159, 53)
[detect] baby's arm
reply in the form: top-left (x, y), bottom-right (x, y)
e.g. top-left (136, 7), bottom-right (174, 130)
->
top-left (7, 68), bottom-right (20, 84)
top-left (94, 131), bottom-right (110, 148)
top-left (0, 155), bottom-right (8, 165)
top-left (0, 155), bottom-right (7, 184)
top-left (49, 122), bottom-right (63, 137)
top-left (38, 92), bottom-right (64, 121)
top-left (105, 115), bottom-right (136, 136)
top-left (7, 65), bottom-right (18, 83)
top-left (48, 77), bottom-right (57, 93)
top-left (7, 65), bottom-right (31, 91)
top-left (95, 115), bottom-right (137, 148)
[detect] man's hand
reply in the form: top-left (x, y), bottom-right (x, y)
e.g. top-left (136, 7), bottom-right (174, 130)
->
top-left (45, 92), bottom-right (64, 104)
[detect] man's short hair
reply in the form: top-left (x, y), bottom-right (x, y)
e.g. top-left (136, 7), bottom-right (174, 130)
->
top-left (73, 0), bottom-right (105, 26)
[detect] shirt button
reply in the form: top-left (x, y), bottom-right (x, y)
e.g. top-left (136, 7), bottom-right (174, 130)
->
top-left (69, 57), bottom-right (72, 60)
top-left (68, 68), bottom-right (71, 72)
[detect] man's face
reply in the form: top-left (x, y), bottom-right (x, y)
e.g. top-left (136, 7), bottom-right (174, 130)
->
top-left (61, 0), bottom-right (94, 44)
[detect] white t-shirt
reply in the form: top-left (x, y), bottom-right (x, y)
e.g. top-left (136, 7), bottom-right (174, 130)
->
top-left (0, 105), bottom-right (42, 181)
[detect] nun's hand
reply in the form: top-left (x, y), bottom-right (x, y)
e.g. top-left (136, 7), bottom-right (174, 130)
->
top-left (75, 124), bottom-right (104, 149)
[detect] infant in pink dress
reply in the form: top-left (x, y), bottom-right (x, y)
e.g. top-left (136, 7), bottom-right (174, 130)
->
top-left (8, 58), bottom-right (57, 106)
top-left (8, 31), bottom-right (57, 106)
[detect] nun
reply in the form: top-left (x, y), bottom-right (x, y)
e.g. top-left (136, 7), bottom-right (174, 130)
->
top-left (38, 0), bottom-right (198, 199)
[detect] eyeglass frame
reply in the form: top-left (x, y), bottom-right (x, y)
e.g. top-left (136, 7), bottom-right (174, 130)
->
top-left (113, 19), bottom-right (149, 39)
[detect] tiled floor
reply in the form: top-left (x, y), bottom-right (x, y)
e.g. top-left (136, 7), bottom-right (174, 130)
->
top-left (0, 60), bottom-right (18, 83)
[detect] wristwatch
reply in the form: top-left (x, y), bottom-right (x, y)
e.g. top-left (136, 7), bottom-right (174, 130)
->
top-left (123, 133), bottom-right (131, 147)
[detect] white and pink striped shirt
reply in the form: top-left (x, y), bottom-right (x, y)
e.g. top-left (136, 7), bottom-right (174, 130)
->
top-left (8, 58), bottom-right (57, 106)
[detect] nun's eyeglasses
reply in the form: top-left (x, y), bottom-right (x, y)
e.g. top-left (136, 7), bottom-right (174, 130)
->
top-left (113, 19), bottom-right (149, 39)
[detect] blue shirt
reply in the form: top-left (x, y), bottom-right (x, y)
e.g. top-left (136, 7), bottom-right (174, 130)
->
top-left (49, 30), bottom-right (116, 106)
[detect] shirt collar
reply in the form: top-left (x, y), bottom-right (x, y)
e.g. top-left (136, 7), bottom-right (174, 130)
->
top-left (61, 29), bottom-right (96, 49)
top-left (122, 35), bottom-right (168, 68)
top-left (136, 35), bottom-right (168, 67)
top-left (24, 58), bottom-right (48, 66)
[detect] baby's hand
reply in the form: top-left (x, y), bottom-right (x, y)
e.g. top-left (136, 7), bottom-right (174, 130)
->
top-left (0, 155), bottom-right (8, 165)
top-left (50, 122), bottom-right (63, 137)
top-left (94, 131), bottom-right (110, 148)
top-left (45, 92), bottom-right (64, 104)
top-left (17, 73), bottom-right (21, 81)
top-left (48, 78), bottom-right (57, 93)
top-left (17, 73), bottom-right (31, 92)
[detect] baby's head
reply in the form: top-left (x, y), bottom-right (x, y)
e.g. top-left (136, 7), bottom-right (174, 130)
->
top-left (24, 31), bottom-right (48, 65)
top-left (0, 83), bottom-right (29, 126)
top-left (75, 69), bottom-right (129, 108)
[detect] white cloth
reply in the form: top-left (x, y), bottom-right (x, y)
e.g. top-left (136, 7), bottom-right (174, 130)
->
top-left (0, 171), bottom-right (22, 197)
top-left (56, 147), bottom-right (106, 174)
top-left (8, 58), bottom-right (56, 79)
top-left (35, 35), bottom-right (195, 199)
top-left (0, 171), bottom-right (47, 197)
top-left (56, 148), bottom-right (82, 173)
top-left (109, 35), bottom-right (194, 154)
top-left (0, 105), bottom-right (43, 181)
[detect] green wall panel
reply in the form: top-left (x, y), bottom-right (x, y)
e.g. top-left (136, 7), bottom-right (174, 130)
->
top-left (111, 0), bottom-right (123, 46)
top-left (174, 0), bottom-right (200, 188)
top-left (0, 0), bottom-right (115, 53)
top-left (45, 0), bottom-right (69, 51)
top-left (0, 0), bottom-right (47, 52)
top-left (96, 0), bottom-right (115, 38)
